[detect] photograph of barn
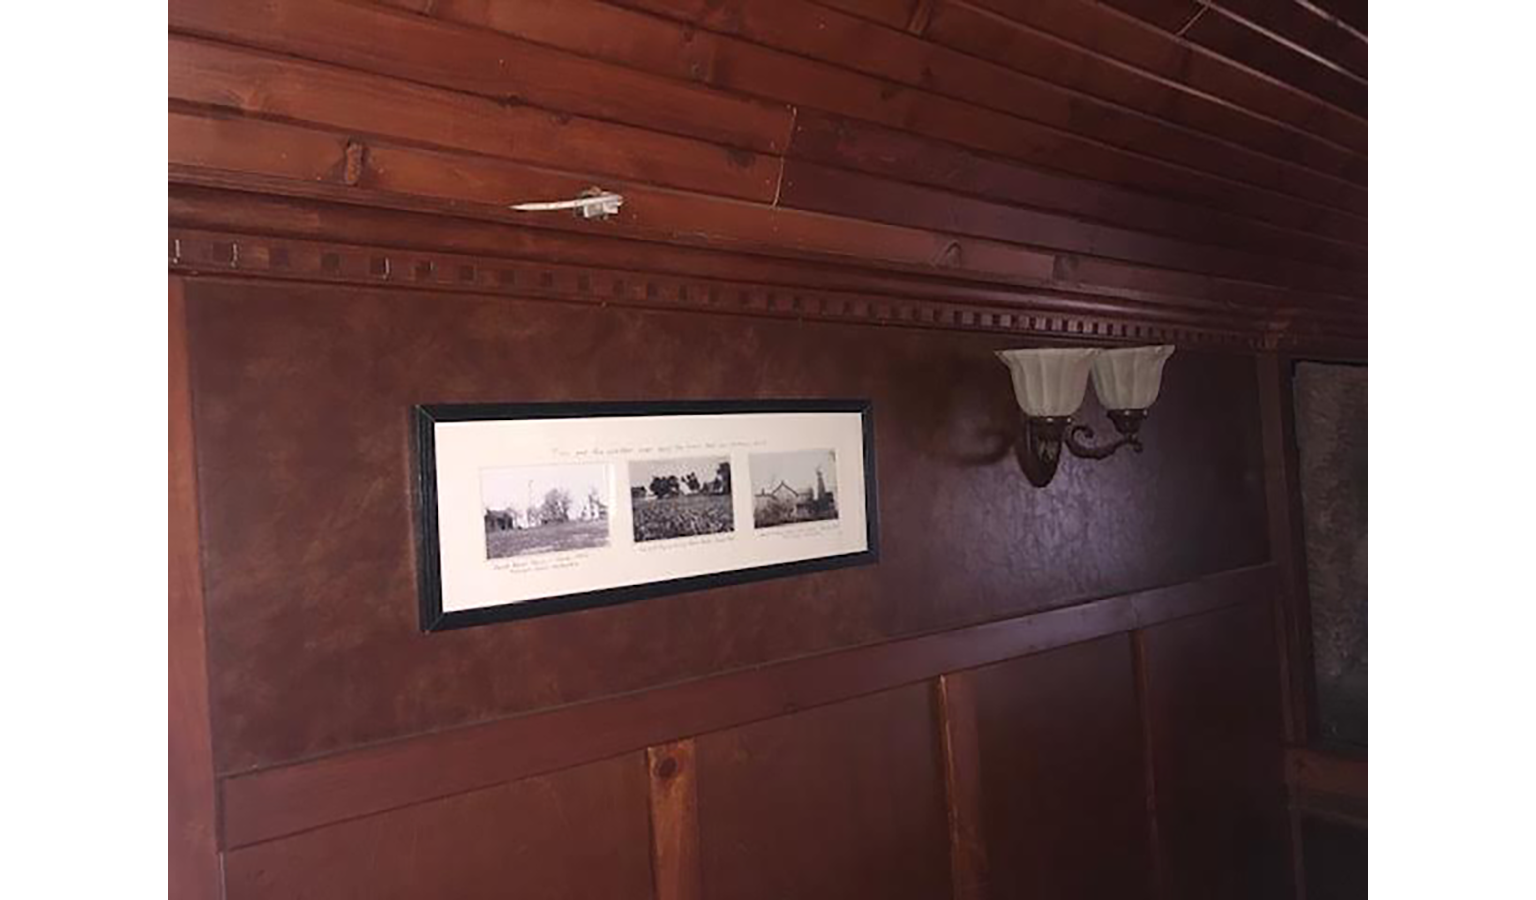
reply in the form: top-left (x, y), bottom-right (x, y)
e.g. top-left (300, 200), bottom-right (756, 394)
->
top-left (751, 449), bottom-right (839, 529)
top-left (481, 462), bottom-right (611, 559)
top-left (629, 456), bottom-right (735, 542)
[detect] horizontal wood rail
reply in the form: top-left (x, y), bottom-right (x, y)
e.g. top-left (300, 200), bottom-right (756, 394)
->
top-left (167, 224), bottom-right (1365, 359)
top-left (219, 563), bottom-right (1275, 849)
top-left (1285, 746), bottom-right (1366, 799)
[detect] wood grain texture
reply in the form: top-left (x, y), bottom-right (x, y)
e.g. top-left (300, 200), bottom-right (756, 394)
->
top-left (165, 110), bottom-right (1366, 347)
top-left (967, 635), bottom-right (1155, 899)
top-left (169, 276), bottom-right (222, 900)
top-left (935, 674), bottom-right (987, 900)
top-left (647, 740), bottom-right (703, 900)
top-left (694, 686), bottom-right (952, 900)
top-left (223, 754), bottom-right (654, 900)
top-left (164, 189), bottom-right (1366, 355)
top-left (965, 0), bottom-right (1366, 151)
top-left (169, 0), bottom-right (795, 153)
top-left (168, 36), bottom-right (781, 202)
top-left (215, 558), bottom-right (1273, 848)
top-left (1140, 603), bottom-right (1292, 899)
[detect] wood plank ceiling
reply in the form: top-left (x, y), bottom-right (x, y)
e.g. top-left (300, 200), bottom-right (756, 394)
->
top-left (168, 0), bottom-right (1367, 355)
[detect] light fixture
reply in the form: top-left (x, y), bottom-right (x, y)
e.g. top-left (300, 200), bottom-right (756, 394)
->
top-left (995, 345), bottom-right (1174, 487)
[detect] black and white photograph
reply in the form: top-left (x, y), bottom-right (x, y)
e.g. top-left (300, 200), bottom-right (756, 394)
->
top-left (480, 462), bottom-right (611, 559)
top-left (751, 449), bottom-right (839, 529)
top-left (628, 456), bottom-right (735, 542)
top-left (417, 401), bottom-right (874, 629)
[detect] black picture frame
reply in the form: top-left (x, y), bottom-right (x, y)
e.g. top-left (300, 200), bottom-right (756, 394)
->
top-left (414, 399), bottom-right (880, 631)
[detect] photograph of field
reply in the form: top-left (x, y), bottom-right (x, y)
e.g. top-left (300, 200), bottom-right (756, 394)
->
top-left (481, 462), bottom-right (611, 559)
top-left (751, 449), bottom-right (839, 529)
top-left (629, 456), bottom-right (735, 543)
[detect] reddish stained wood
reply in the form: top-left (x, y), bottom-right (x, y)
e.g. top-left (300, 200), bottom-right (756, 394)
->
top-left (693, 686), bottom-right (951, 900)
top-left (966, 0), bottom-right (1366, 152)
top-left (610, 0), bottom-right (1365, 216)
top-left (168, 35), bottom-right (782, 203)
top-left (778, 158), bottom-right (1367, 297)
top-left (169, 276), bottom-right (222, 899)
top-left (169, 0), bottom-right (795, 154)
top-left (223, 754), bottom-right (655, 900)
top-left (923, 1), bottom-right (1365, 186)
top-left (1210, 0), bottom-right (1367, 79)
top-left (167, 110), bottom-right (1370, 335)
top-left (419, 0), bottom-right (1364, 239)
top-left (969, 637), bottom-right (1154, 899)
top-left (936, 674), bottom-right (987, 900)
top-left (812, 0), bottom-right (917, 29)
top-left (1181, 6), bottom-right (1366, 118)
top-left (786, 109), bottom-right (1365, 265)
top-left (647, 740), bottom-right (703, 900)
top-left (217, 564), bottom-right (1273, 848)
top-left (165, 185), bottom-right (1367, 350)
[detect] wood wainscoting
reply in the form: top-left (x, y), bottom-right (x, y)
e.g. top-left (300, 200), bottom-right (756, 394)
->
top-left (212, 565), bottom-right (1286, 899)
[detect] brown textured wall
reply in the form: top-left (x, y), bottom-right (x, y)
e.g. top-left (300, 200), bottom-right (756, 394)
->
top-left (186, 278), bottom-right (1269, 773)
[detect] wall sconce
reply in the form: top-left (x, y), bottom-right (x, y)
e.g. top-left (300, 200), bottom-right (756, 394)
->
top-left (995, 345), bottom-right (1174, 487)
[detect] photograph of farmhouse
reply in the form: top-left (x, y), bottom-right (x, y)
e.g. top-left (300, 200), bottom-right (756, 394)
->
top-left (628, 456), bottom-right (735, 542)
top-left (481, 462), bottom-right (611, 559)
top-left (751, 449), bottom-right (839, 529)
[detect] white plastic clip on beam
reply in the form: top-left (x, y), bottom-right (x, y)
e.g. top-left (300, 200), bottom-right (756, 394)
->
top-left (509, 189), bottom-right (624, 220)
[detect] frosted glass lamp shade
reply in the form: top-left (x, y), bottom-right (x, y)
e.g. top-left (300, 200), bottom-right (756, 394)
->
top-left (1090, 345), bottom-right (1175, 411)
top-left (995, 348), bottom-right (1102, 417)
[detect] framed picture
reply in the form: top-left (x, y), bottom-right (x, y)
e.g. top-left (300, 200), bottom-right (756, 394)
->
top-left (414, 399), bottom-right (879, 630)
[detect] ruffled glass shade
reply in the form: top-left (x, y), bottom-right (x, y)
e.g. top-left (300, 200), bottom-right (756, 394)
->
top-left (1090, 345), bottom-right (1175, 411)
top-left (995, 348), bottom-right (1102, 417)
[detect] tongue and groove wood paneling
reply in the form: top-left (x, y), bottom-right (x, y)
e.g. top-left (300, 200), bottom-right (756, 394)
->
top-left (166, 0), bottom-right (1366, 353)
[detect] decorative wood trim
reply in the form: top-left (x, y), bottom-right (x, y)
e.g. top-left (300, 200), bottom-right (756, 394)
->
top-left (1257, 354), bottom-right (1319, 745)
top-left (647, 740), bottom-right (703, 900)
top-left (1131, 629), bottom-right (1166, 900)
top-left (218, 563), bottom-right (1273, 850)
top-left (167, 225), bottom-right (1348, 354)
top-left (169, 276), bottom-right (223, 899)
top-left (936, 673), bottom-right (988, 900)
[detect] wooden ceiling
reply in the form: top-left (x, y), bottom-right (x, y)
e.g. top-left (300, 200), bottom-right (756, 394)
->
top-left (168, 0), bottom-right (1367, 355)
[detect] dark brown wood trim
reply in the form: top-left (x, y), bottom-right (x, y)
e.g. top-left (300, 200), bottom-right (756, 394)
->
top-left (1131, 630), bottom-right (1165, 900)
top-left (169, 276), bottom-right (224, 899)
top-left (168, 225), bottom-right (1365, 357)
top-left (647, 739), bottom-right (703, 900)
top-left (218, 563), bottom-right (1273, 850)
top-left (936, 673), bottom-right (987, 900)
top-left (1285, 747), bottom-right (1366, 800)
top-left (1257, 354), bottom-right (1320, 744)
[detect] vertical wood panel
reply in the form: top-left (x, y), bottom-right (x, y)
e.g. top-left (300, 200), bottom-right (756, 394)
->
top-left (169, 275), bottom-right (222, 900)
top-left (647, 740), bottom-right (703, 900)
top-left (969, 635), bottom-right (1155, 899)
top-left (936, 674), bottom-right (987, 900)
top-left (695, 686), bottom-right (951, 900)
top-left (1141, 603), bottom-right (1291, 899)
top-left (1258, 353), bottom-right (1315, 744)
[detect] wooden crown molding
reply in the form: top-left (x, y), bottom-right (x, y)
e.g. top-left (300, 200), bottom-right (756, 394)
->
top-left (168, 226), bottom-right (1360, 357)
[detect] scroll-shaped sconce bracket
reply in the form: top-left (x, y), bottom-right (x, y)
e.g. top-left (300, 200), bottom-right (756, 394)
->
top-left (1016, 408), bottom-right (1149, 487)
